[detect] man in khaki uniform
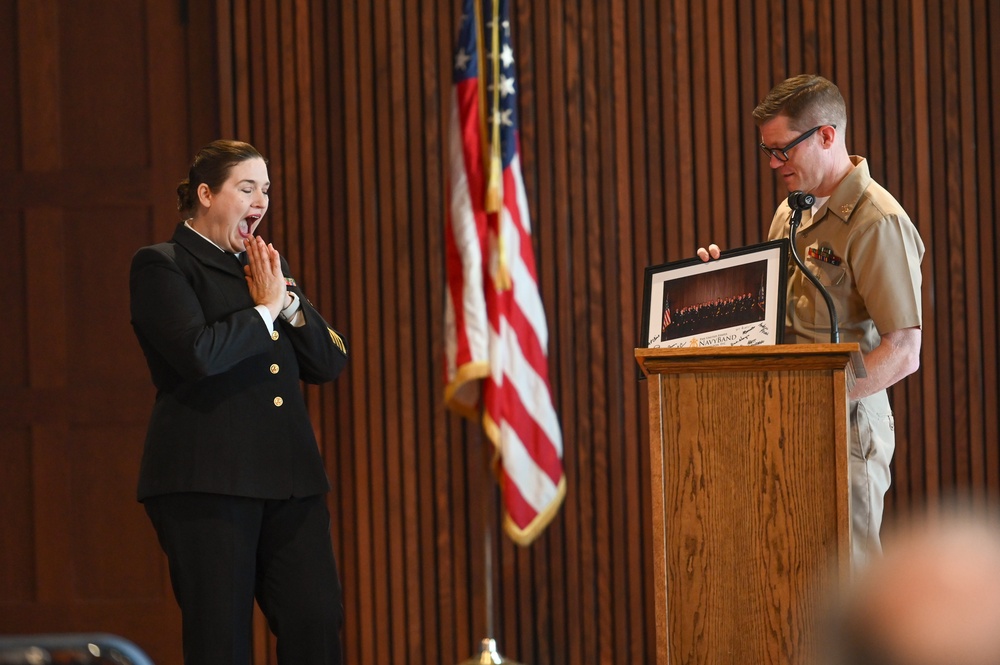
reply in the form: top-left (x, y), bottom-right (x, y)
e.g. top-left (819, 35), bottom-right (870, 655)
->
top-left (700, 75), bottom-right (924, 567)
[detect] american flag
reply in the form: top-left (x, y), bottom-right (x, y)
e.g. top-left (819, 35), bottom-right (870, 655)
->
top-left (443, 0), bottom-right (565, 545)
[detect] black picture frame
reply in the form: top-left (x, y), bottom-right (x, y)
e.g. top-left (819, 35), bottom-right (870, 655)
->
top-left (639, 239), bottom-right (789, 350)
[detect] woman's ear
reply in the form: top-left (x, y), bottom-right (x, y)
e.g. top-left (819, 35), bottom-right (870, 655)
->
top-left (196, 182), bottom-right (213, 208)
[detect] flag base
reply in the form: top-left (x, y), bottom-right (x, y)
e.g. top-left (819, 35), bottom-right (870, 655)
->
top-left (456, 638), bottom-right (524, 665)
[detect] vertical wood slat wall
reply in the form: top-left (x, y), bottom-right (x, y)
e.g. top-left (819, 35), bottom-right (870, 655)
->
top-left (213, 1), bottom-right (1000, 663)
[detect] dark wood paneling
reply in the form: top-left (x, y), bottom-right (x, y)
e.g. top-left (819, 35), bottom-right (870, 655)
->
top-left (0, 427), bottom-right (33, 602)
top-left (4, 1), bottom-right (998, 664)
top-left (59, 1), bottom-right (149, 169)
top-left (0, 0), bottom-right (19, 171)
top-left (211, 0), bottom-right (1000, 663)
top-left (0, 1), bottom-right (219, 664)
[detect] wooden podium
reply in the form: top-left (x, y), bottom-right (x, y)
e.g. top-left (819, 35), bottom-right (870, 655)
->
top-left (635, 344), bottom-right (864, 664)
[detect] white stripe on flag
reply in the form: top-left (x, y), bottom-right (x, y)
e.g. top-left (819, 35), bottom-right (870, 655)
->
top-left (498, 419), bottom-right (560, 513)
top-left (490, 318), bottom-right (563, 457)
top-left (446, 90), bottom-right (488, 371)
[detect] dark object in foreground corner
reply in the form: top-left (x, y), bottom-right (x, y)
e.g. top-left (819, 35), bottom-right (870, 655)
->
top-left (0, 634), bottom-right (153, 665)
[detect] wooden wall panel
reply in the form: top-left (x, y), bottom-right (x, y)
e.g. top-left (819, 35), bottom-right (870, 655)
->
top-left (3, 0), bottom-right (998, 664)
top-left (0, 427), bottom-right (33, 602)
top-left (209, 0), bottom-right (1000, 663)
top-left (0, 1), bottom-right (218, 663)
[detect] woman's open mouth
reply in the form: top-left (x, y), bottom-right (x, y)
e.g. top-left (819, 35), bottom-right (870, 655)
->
top-left (239, 215), bottom-right (261, 237)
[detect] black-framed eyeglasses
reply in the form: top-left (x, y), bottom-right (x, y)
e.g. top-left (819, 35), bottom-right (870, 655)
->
top-left (758, 125), bottom-right (834, 162)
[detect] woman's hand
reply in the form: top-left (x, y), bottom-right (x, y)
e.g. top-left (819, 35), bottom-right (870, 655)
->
top-left (244, 235), bottom-right (288, 320)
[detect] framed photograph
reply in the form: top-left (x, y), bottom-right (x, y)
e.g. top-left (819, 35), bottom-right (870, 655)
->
top-left (639, 239), bottom-right (789, 349)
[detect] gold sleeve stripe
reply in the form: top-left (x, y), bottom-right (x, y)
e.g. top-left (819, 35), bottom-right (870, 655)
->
top-left (328, 328), bottom-right (346, 354)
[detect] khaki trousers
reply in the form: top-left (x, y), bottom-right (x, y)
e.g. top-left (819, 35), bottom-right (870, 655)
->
top-left (849, 390), bottom-right (896, 568)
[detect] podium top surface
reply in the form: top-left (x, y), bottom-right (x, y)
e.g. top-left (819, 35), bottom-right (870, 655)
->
top-left (635, 343), bottom-right (865, 379)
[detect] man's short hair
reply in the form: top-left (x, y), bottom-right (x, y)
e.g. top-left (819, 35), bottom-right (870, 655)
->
top-left (752, 74), bottom-right (847, 132)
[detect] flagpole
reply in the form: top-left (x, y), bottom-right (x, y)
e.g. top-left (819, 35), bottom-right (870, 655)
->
top-left (483, 467), bottom-right (495, 641)
top-left (448, 0), bottom-right (562, 659)
top-left (456, 429), bottom-right (524, 665)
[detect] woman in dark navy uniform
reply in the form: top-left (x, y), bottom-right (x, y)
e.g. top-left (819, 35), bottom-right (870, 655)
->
top-left (130, 140), bottom-right (348, 665)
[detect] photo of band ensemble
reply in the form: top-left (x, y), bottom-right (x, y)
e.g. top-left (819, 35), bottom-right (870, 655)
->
top-left (659, 260), bottom-right (768, 342)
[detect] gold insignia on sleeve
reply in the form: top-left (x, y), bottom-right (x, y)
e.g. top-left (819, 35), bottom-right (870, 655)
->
top-left (328, 328), bottom-right (347, 354)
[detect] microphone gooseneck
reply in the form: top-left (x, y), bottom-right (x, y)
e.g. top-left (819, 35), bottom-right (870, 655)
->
top-left (786, 190), bottom-right (840, 344)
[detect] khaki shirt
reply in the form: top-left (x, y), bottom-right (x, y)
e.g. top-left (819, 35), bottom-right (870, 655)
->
top-left (767, 156), bottom-right (924, 354)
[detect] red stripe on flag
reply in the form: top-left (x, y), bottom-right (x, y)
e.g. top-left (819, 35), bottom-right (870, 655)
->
top-left (492, 375), bottom-right (562, 484)
top-left (503, 167), bottom-right (539, 282)
top-left (498, 466), bottom-right (538, 532)
top-left (443, 80), bottom-right (490, 409)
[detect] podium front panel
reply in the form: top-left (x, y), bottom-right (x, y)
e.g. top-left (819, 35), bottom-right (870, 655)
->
top-left (640, 345), bottom-right (855, 664)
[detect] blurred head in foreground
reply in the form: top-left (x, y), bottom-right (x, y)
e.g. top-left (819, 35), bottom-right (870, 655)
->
top-left (828, 509), bottom-right (1000, 665)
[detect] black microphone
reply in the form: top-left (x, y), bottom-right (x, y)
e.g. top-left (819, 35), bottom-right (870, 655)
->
top-left (786, 190), bottom-right (840, 343)
top-left (788, 190), bottom-right (815, 211)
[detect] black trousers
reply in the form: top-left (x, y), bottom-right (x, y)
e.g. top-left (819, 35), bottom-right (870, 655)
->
top-left (145, 493), bottom-right (343, 665)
